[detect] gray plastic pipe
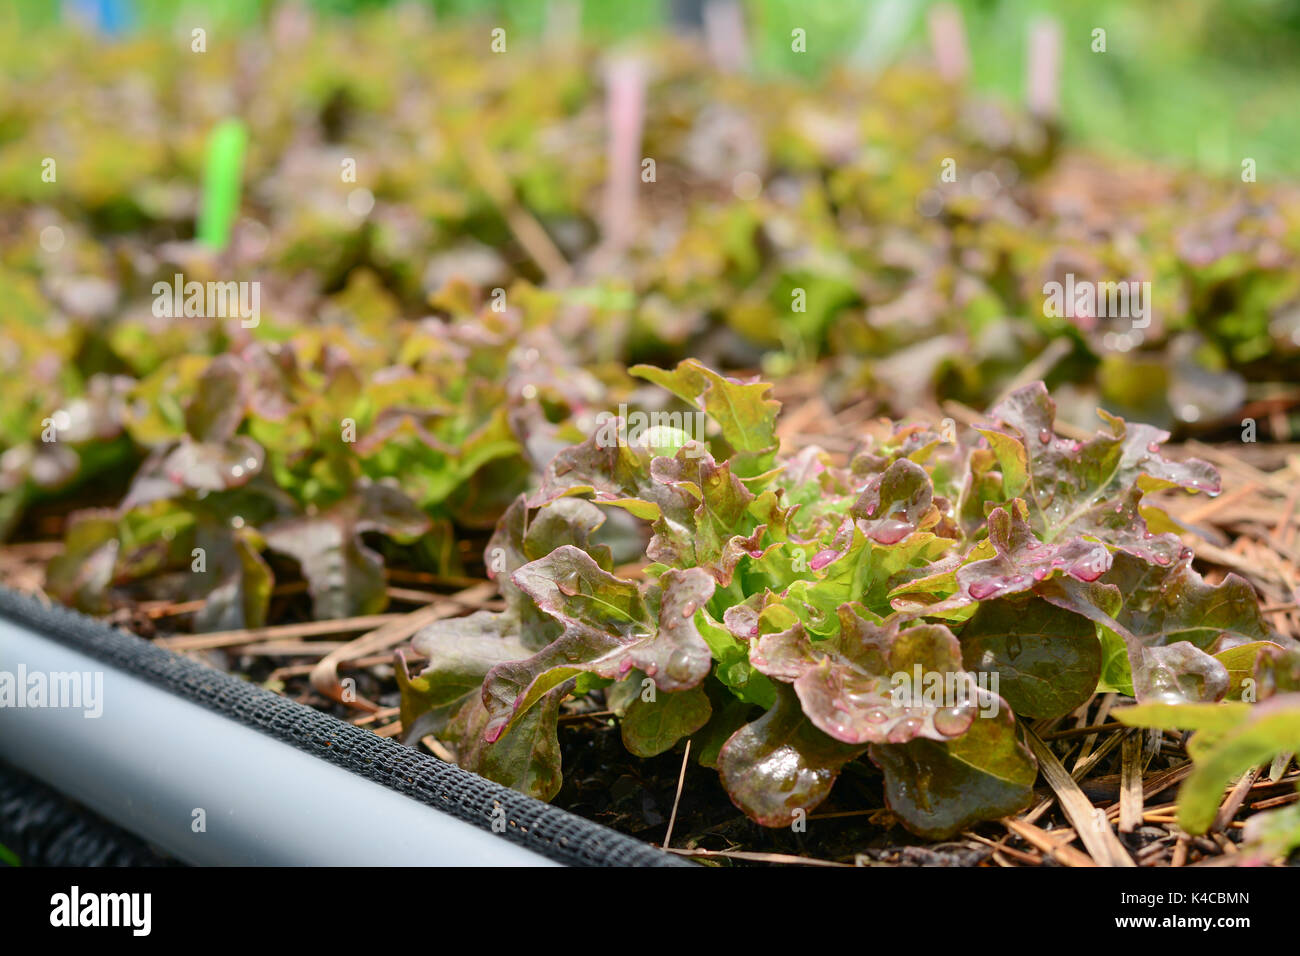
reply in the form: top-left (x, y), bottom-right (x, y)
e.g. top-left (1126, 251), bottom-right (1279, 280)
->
top-left (0, 617), bottom-right (557, 866)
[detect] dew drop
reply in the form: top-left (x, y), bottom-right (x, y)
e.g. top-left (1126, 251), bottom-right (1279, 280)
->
top-left (1069, 547), bottom-right (1109, 582)
top-left (810, 548), bottom-right (839, 570)
top-left (933, 706), bottom-right (973, 737)
top-left (870, 519), bottom-right (911, 545)
top-left (666, 650), bottom-right (694, 682)
top-left (1037, 429), bottom-right (1051, 444)
top-left (483, 716), bottom-right (508, 742)
top-left (887, 717), bottom-right (924, 743)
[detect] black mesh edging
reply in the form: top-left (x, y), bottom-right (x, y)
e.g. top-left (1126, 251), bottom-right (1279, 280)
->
top-left (0, 758), bottom-right (180, 867)
top-left (0, 588), bottom-right (692, 867)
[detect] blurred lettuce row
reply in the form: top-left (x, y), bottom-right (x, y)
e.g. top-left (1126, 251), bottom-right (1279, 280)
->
top-left (3, 12), bottom-right (1298, 447)
top-left (38, 284), bottom-right (608, 629)
top-left (3, 12), bottom-right (1300, 626)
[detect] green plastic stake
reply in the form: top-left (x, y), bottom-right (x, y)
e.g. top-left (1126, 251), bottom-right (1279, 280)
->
top-left (196, 118), bottom-right (247, 251)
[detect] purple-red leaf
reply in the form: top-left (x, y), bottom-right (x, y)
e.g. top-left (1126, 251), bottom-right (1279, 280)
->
top-left (870, 699), bottom-right (1036, 839)
top-left (481, 548), bottom-right (716, 741)
top-left (264, 479), bottom-right (429, 619)
top-left (750, 605), bottom-right (978, 745)
top-left (717, 684), bottom-right (867, 826)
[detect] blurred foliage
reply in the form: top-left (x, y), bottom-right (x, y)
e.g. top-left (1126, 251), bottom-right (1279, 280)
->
top-left (9, 0), bottom-right (1300, 175)
top-left (2, 5), bottom-right (1299, 627)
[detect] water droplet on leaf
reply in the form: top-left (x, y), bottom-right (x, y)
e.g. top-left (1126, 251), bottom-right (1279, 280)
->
top-left (933, 706), bottom-right (973, 737)
top-left (666, 650), bottom-right (694, 682)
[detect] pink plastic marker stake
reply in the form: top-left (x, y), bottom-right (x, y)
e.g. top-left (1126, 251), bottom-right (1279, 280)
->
top-left (271, 0), bottom-right (314, 51)
top-left (704, 0), bottom-right (750, 74)
top-left (1027, 17), bottom-right (1062, 120)
top-left (601, 57), bottom-right (646, 258)
top-left (927, 3), bottom-right (970, 84)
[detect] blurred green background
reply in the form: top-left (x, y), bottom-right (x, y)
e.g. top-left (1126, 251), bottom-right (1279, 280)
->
top-left (6, 0), bottom-right (1299, 178)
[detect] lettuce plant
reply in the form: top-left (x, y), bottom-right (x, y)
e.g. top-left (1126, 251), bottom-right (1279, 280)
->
top-left (400, 358), bottom-right (1284, 837)
top-left (45, 301), bottom-right (603, 628)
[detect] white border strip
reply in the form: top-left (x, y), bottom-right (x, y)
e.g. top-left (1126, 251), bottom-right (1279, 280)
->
top-left (0, 619), bottom-right (556, 867)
